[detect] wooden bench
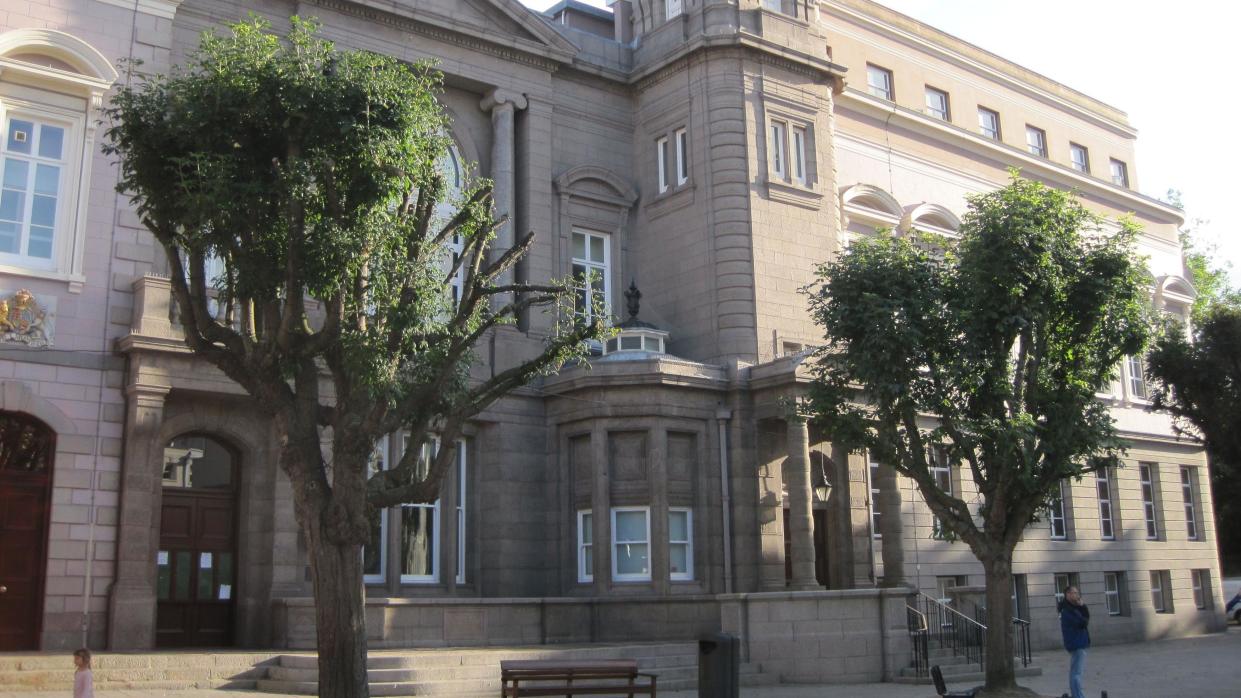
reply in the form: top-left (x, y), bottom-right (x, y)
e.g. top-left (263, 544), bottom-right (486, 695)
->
top-left (499, 659), bottom-right (657, 697)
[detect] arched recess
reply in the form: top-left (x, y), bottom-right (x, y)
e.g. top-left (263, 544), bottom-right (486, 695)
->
top-left (0, 380), bottom-right (77, 437)
top-left (839, 184), bottom-right (903, 230)
top-left (1154, 274), bottom-right (1198, 329)
top-left (0, 29), bottom-right (119, 86)
top-left (901, 202), bottom-right (961, 235)
top-left (553, 166), bottom-right (639, 327)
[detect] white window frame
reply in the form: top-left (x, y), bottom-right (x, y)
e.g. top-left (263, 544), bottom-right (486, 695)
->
top-left (577, 510), bottom-right (593, 583)
top-left (924, 86), bottom-right (949, 121)
top-left (666, 0), bottom-right (682, 20)
top-left (363, 437), bottom-right (389, 584)
top-left (1104, 572), bottom-right (1123, 615)
top-left (868, 452), bottom-right (881, 539)
top-left (1140, 463), bottom-right (1159, 540)
top-left (1181, 466), bottom-right (1198, 541)
top-left (1191, 569), bottom-right (1206, 609)
top-left (1125, 354), bottom-right (1148, 400)
top-left (656, 136), bottom-right (669, 193)
top-left (668, 507), bottom-right (693, 581)
top-left (977, 107), bottom-right (1000, 140)
top-left (1054, 572), bottom-right (1078, 603)
top-left (675, 128), bottom-right (688, 186)
top-left (571, 228), bottom-right (611, 324)
top-left (1048, 481), bottom-right (1068, 540)
top-left (1069, 143), bottom-right (1090, 173)
top-left (866, 64), bottom-right (894, 101)
top-left (1025, 125), bottom-right (1047, 157)
top-left (930, 447), bottom-right (953, 539)
top-left (1097, 468), bottom-right (1116, 540)
top-left (399, 435), bottom-right (441, 584)
top-left (611, 506), bottom-right (651, 582)
top-left (454, 441), bottom-right (467, 584)
top-left (1110, 158), bottom-right (1129, 187)
top-left (0, 112), bottom-right (71, 269)
top-left (438, 145), bottom-right (465, 307)
top-left (1150, 570), bottom-right (1170, 613)
top-left (769, 120), bottom-right (787, 181)
top-left (790, 126), bottom-right (807, 186)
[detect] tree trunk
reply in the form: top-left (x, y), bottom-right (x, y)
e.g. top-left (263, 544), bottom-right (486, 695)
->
top-left (875, 463), bottom-right (905, 586)
top-left (980, 552), bottom-right (1017, 691)
top-left (305, 509), bottom-right (370, 697)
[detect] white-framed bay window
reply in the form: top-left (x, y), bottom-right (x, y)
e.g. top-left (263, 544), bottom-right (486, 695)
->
top-left (577, 510), bottom-right (593, 583)
top-left (611, 506), bottom-right (651, 582)
top-left (363, 438), bottom-right (390, 584)
top-left (571, 228), bottom-right (610, 324)
top-left (668, 507), bottom-right (693, 581)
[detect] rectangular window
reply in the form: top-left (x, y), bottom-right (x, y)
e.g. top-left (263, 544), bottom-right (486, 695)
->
top-left (791, 126), bottom-right (807, 186)
top-left (577, 510), bottom-right (593, 583)
top-left (0, 115), bottom-right (67, 266)
top-left (666, 0), bottom-right (682, 19)
top-left (400, 437), bottom-right (440, 583)
top-left (668, 508), bottom-right (693, 581)
top-left (1126, 355), bottom-right (1147, 399)
top-left (612, 507), bottom-right (651, 581)
top-left (924, 86), bottom-right (950, 121)
top-left (656, 136), bottom-right (669, 193)
top-left (936, 575), bottom-right (967, 602)
top-left (761, 0), bottom-right (782, 11)
top-left (770, 121), bottom-right (787, 180)
top-left (1192, 569), bottom-right (1211, 610)
top-left (868, 452), bottom-right (881, 538)
top-left (978, 107), bottom-right (1001, 140)
top-left (1025, 125), bottom-right (1047, 157)
top-left (1012, 574), bottom-right (1028, 621)
top-left (675, 128), bottom-right (689, 186)
top-left (1104, 571), bottom-right (1126, 615)
top-left (1181, 466), bottom-right (1199, 540)
top-left (572, 229), bottom-right (610, 324)
top-left (867, 64), bottom-right (894, 101)
top-left (930, 447), bottom-right (953, 539)
top-left (1054, 572), bottom-right (1079, 602)
top-left (1110, 159), bottom-right (1129, 187)
top-left (455, 443), bottom-right (467, 584)
top-left (1097, 468), bottom-right (1116, 540)
top-left (1150, 570), bottom-right (1172, 613)
top-left (1048, 481), bottom-right (1068, 540)
top-left (363, 439), bottom-right (389, 584)
top-left (1070, 143), bottom-right (1090, 173)
top-left (1140, 463), bottom-right (1160, 540)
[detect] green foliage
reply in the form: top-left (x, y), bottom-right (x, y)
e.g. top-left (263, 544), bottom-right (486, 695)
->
top-left (806, 175), bottom-right (1149, 552)
top-left (1164, 189), bottom-right (1241, 321)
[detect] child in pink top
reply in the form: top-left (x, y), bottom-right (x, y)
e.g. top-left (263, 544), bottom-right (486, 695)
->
top-left (73, 648), bottom-right (94, 698)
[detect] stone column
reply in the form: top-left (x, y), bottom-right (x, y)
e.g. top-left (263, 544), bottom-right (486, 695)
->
top-left (785, 418), bottom-right (818, 590)
top-left (107, 379), bottom-right (169, 649)
top-left (479, 89), bottom-right (528, 302)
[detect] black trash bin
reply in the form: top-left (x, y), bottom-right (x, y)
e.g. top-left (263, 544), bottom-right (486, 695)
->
top-left (698, 632), bottom-right (740, 698)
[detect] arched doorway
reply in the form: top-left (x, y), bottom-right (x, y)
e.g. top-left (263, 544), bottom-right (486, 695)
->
top-left (0, 410), bottom-right (55, 650)
top-left (156, 434), bottom-right (237, 647)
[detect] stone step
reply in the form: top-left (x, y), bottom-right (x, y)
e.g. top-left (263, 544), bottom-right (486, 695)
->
top-left (256, 676), bottom-right (699, 696)
top-left (892, 663), bottom-right (1043, 685)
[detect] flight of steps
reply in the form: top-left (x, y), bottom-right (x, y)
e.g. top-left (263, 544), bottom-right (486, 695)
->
top-left (256, 642), bottom-right (775, 696)
top-left (0, 651), bottom-right (283, 692)
top-left (891, 643), bottom-right (1042, 685)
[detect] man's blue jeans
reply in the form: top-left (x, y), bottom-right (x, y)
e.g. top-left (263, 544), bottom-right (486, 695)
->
top-left (1068, 648), bottom-right (1087, 698)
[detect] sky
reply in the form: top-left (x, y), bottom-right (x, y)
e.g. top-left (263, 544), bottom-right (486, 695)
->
top-left (519, 0), bottom-right (1241, 285)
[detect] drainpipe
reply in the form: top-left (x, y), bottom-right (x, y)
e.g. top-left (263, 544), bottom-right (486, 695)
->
top-left (716, 408), bottom-right (733, 594)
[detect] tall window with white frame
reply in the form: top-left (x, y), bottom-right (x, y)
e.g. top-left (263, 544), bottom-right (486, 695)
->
top-left (924, 86), bottom-right (950, 121)
top-left (1096, 467), bottom-right (1116, 540)
top-left (1054, 572), bottom-right (1079, 602)
top-left (1110, 158), bottom-right (1129, 187)
top-left (769, 120), bottom-right (787, 180)
top-left (1181, 466), bottom-right (1199, 540)
top-left (656, 136), bottom-right (669, 194)
top-left (1048, 480), bottom-right (1068, 540)
top-left (668, 508), bottom-right (693, 581)
top-left (454, 444), bottom-right (467, 584)
top-left (930, 447), bottom-right (954, 539)
top-left (1126, 354), bottom-right (1147, 400)
top-left (437, 145), bottom-right (465, 306)
top-left (1025, 125), bottom-right (1047, 157)
top-left (867, 64), bottom-right (894, 101)
top-left (790, 126), bottom-right (807, 186)
top-left (577, 510), bottom-right (593, 583)
top-left (1150, 570), bottom-right (1172, 613)
top-left (1012, 574), bottom-right (1028, 620)
top-left (1140, 463), bottom-right (1160, 540)
top-left (1192, 569), bottom-right (1211, 610)
top-left (1070, 143), bottom-right (1090, 173)
top-left (1, 115), bottom-right (67, 267)
top-left (572, 229), bottom-right (610, 325)
top-left (868, 452), bottom-right (881, 539)
top-left (363, 439), bottom-right (389, 584)
top-left (612, 507), bottom-right (651, 582)
top-left (977, 107), bottom-right (1001, 140)
top-left (1104, 571), bottom-right (1125, 615)
top-left (675, 128), bottom-right (688, 186)
top-left (400, 436), bottom-right (440, 583)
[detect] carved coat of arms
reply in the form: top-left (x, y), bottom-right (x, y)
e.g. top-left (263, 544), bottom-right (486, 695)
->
top-left (0, 289), bottom-right (53, 347)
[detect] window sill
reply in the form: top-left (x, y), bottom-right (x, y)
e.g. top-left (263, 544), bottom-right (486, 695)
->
top-left (645, 182), bottom-right (695, 219)
top-left (0, 262), bottom-right (85, 293)
top-left (766, 178), bottom-right (823, 210)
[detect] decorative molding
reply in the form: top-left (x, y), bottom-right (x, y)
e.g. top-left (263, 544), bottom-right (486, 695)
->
top-left (480, 88), bottom-right (528, 113)
top-left (0, 289), bottom-right (55, 348)
top-left (93, 0), bottom-right (183, 20)
top-left (0, 29), bottom-right (119, 84)
top-left (554, 165), bottom-right (639, 206)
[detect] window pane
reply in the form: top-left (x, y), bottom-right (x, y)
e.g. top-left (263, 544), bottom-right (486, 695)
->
top-left (33, 164), bottom-right (58, 196)
top-left (3, 158), bottom-right (29, 190)
top-left (582, 514), bottom-right (592, 545)
top-left (156, 551), bottom-right (172, 600)
top-left (572, 233), bottom-right (586, 260)
top-left (615, 510), bottom-right (646, 542)
top-left (163, 436), bottom-right (233, 489)
top-left (0, 222), bottom-right (18, 254)
top-left (669, 510), bottom-right (688, 540)
top-left (364, 510), bottom-right (385, 576)
top-left (589, 235), bottom-right (605, 263)
top-left (669, 544), bottom-right (688, 575)
top-left (38, 125), bottom-right (64, 160)
top-left (0, 190), bottom-right (23, 223)
top-left (27, 227), bottom-right (53, 258)
top-left (6, 120), bottom-right (33, 154)
top-left (401, 506), bottom-right (436, 577)
top-left (174, 551), bottom-right (193, 601)
top-left (615, 542), bottom-right (648, 576)
top-left (30, 194), bottom-right (56, 227)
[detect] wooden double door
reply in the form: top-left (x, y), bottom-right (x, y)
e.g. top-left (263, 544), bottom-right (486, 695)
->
top-left (0, 411), bottom-right (55, 651)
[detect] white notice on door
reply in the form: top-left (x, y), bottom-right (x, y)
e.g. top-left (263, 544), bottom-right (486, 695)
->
top-left (157, 550), bottom-right (169, 566)
top-left (218, 584), bottom-right (231, 600)
top-left (200, 552), bottom-right (213, 569)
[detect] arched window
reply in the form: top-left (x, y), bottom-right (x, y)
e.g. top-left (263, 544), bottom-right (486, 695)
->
top-left (903, 203), bottom-right (961, 237)
top-left (840, 184), bottom-right (903, 246)
top-left (0, 29), bottom-right (117, 291)
top-left (0, 410), bottom-right (55, 473)
top-left (437, 143), bottom-right (465, 306)
top-left (161, 434), bottom-right (234, 490)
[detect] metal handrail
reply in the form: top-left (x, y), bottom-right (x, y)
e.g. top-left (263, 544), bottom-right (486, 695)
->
top-left (918, 592), bottom-right (987, 630)
top-left (914, 592), bottom-right (987, 671)
top-left (906, 604), bottom-right (930, 678)
top-left (1012, 616), bottom-right (1032, 668)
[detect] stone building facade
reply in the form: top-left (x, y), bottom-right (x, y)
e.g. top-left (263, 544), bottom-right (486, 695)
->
top-left (0, 0), bottom-right (1224, 673)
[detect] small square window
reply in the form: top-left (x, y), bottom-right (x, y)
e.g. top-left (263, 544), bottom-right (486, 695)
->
top-left (1070, 143), bottom-right (1090, 173)
top-left (867, 64), bottom-right (894, 101)
top-left (1026, 126), bottom-right (1047, 157)
top-left (978, 107), bottom-right (1001, 140)
top-left (925, 87), bottom-right (950, 121)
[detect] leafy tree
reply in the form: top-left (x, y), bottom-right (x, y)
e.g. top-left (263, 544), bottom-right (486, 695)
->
top-left (805, 176), bottom-right (1147, 694)
top-left (1164, 189), bottom-right (1241, 322)
top-left (104, 19), bottom-right (598, 697)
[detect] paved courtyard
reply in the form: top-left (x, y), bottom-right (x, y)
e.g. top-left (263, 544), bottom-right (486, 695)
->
top-left (1, 626), bottom-right (1235, 698)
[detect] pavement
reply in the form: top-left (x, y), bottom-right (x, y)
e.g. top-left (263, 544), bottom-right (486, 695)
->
top-left (1, 625), bottom-right (1236, 698)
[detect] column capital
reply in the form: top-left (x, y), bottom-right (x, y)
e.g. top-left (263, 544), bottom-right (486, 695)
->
top-left (480, 88), bottom-right (528, 113)
top-left (126, 382), bottom-right (170, 408)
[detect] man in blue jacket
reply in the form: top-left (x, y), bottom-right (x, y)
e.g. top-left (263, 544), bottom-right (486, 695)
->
top-left (1058, 585), bottom-right (1090, 698)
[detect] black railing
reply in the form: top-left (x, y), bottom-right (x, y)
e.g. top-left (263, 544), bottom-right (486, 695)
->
top-left (1012, 617), bottom-right (1032, 668)
top-left (906, 604), bottom-right (930, 678)
top-left (914, 592), bottom-right (987, 670)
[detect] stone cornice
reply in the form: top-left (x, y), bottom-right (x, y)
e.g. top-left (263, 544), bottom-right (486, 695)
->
top-left (630, 34), bottom-right (846, 93)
